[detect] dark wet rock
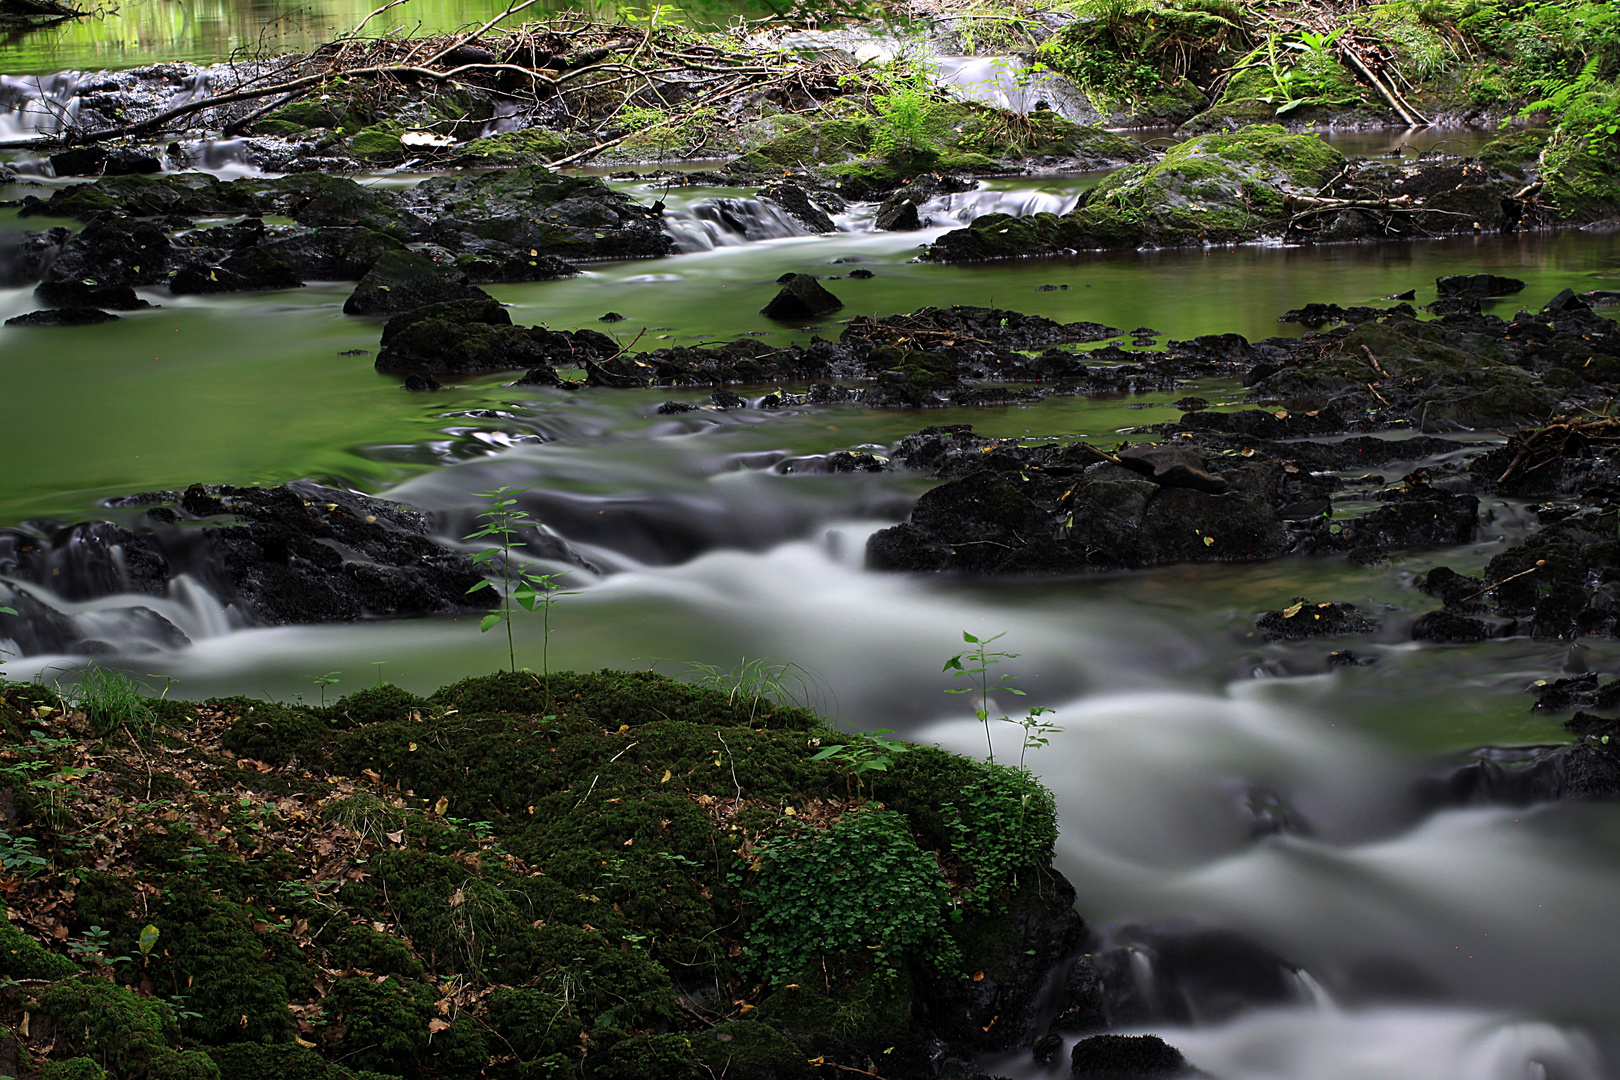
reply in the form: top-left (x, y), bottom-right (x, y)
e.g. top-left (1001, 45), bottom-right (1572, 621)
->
top-left (599, 311), bottom-right (626, 322)
top-left (0, 227), bottom-right (71, 287)
top-left (258, 226), bottom-right (404, 281)
top-left (1423, 732), bottom-right (1620, 807)
top-left (1417, 566), bottom-right (1485, 607)
top-left (1543, 288), bottom-right (1592, 314)
top-left (758, 183), bottom-right (836, 233)
top-left (450, 241), bottom-right (580, 285)
top-left (1328, 649), bottom-right (1377, 667)
top-left (710, 389), bottom-right (746, 409)
top-left (0, 520), bottom-right (169, 601)
top-left (1090, 924), bottom-right (1307, 1028)
top-left (1117, 444), bottom-right (1228, 494)
top-left (403, 374), bottom-right (442, 391)
top-left (1255, 599), bottom-right (1376, 641)
top-left (874, 194), bottom-right (922, 231)
top-left (1528, 672), bottom-right (1620, 714)
top-left (33, 279), bottom-right (150, 310)
top-left (49, 146), bottom-right (161, 177)
top-left (920, 873), bottom-right (1087, 1053)
top-left (1437, 273), bottom-right (1525, 297)
top-left (410, 169), bottom-right (673, 264)
top-left (1070, 1034), bottom-right (1193, 1079)
top-left (1412, 610), bottom-right (1491, 642)
top-left (867, 423), bottom-right (1485, 575)
top-left (848, 268), bottom-right (874, 279)
top-left (1426, 294), bottom-right (1482, 316)
top-left (374, 297), bottom-right (615, 376)
top-left (169, 245), bottom-right (304, 294)
top-left (656, 401), bottom-right (699, 414)
top-left (761, 274), bottom-right (843, 319)
top-left (4, 307), bottom-right (119, 326)
top-left (41, 217), bottom-right (172, 288)
top-left (343, 250), bottom-right (490, 315)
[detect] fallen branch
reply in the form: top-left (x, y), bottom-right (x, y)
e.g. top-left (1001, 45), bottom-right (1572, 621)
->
top-left (1337, 42), bottom-right (1428, 127)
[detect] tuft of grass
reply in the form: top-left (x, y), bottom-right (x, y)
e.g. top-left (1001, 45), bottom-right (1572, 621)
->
top-left (63, 665), bottom-right (158, 740)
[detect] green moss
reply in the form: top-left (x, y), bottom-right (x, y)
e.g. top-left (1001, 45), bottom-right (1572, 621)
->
top-left (270, 100), bottom-right (342, 129)
top-left (486, 988), bottom-right (583, 1062)
top-left (321, 976), bottom-right (434, 1075)
top-left (691, 1021), bottom-right (813, 1080)
top-left (742, 807), bottom-right (958, 987)
top-left (145, 881), bottom-right (293, 1044)
top-left (585, 1028), bottom-right (698, 1080)
top-left (1478, 127), bottom-right (1552, 175)
top-left (206, 1043), bottom-right (348, 1080)
top-left (219, 700), bottom-right (330, 765)
top-left (447, 128), bottom-right (581, 168)
top-left (324, 684), bottom-right (429, 728)
top-left (429, 669), bottom-right (819, 730)
top-left (253, 120), bottom-right (309, 137)
top-left (36, 977), bottom-right (219, 1080)
top-left (42, 1059), bottom-right (108, 1080)
top-left (754, 964), bottom-right (913, 1044)
top-left (0, 908), bottom-right (77, 979)
top-left (349, 128), bottom-right (404, 159)
top-left (736, 116), bottom-right (875, 169)
top-left (929, 125), bottom-right (1342, 259)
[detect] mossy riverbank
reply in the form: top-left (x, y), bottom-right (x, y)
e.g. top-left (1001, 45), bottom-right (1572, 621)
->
top-left (0, 670), bottom-right (1084, 1080)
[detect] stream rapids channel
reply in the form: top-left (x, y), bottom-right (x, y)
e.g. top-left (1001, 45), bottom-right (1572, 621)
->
top-left (5, 46), bottom-right (1620, 1078)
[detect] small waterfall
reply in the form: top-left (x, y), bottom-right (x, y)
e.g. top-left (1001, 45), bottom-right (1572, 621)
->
top-left (921, 186), bottom-right (1083, 225)
top-left (932, 55), bottom-right (1102, 125)
top-left (0, 72), bottom-right (86, 141)
top-left (664, 197), bottom-right (812, 252)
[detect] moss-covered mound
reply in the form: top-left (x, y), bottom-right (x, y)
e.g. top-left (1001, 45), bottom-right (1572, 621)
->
top-left (0, 670), bottom-right (1073, 1080)
top-left (925, 125), bottom-right (1343, 260)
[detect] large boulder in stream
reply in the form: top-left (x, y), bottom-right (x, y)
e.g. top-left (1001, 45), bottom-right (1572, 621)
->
top-left (409, 168), bottom-right (674, 263)
top-left (924, 126), bottom-right (1345, 260)
top-left (866, 425), bottom-right (1483, 576)
top-left (41, 217), bottom-right (173, 288)
top-left (374, 298), bottom-right (617, 376)
top-left (343, 250), bottom-right (491, 315)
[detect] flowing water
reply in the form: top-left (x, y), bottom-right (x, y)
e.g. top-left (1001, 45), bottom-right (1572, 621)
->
top-left (6, 102), bottom-right (1620, 1076)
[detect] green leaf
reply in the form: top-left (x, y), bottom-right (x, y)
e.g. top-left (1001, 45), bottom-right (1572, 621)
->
top-left (480, 613), bottom-right (503, 632)
top-left (810, 746), bottom-right (847, 760)
top-left (962, 632), bottom-right (980, 643)
top-left (0, 606), bottom-right (15, 617)
top-left (466, 580), bottom-right (493, 593)
top-left (138, 924), bottom-right (160, 956)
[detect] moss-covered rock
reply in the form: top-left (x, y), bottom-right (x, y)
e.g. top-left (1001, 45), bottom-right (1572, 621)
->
top-left (37, 977), bottom-right (220, 1080)
top-left (446, 128), bottom-right (582, 168)
top-left (0, 908), bottom-right (77, 979)
top-left (349, 128), bottom-right (404, 160)
top-left (41, 1060), bottom-right (108, 1080)
top-left (927, 125), bottom-right (1343, 260)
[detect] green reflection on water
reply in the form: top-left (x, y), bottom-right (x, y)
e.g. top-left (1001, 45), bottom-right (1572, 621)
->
top-left (0, 0), bottom-right (766, 74)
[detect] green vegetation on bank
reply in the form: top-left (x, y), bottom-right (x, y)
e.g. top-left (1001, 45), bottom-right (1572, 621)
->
top-left (0, 666), bottom-right (1061, 1080)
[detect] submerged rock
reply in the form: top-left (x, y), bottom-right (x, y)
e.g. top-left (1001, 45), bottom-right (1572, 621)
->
top-left (761, 274), bottom-right (844, 319)
top-left (4, 307), bottom-right (120, 326)
top-left (33, 279), bottom-right (150, 310)
top-left (1436, 273), bottom-right (1526, 297)
top-left (1255, 599), bottom-right (1377, 641)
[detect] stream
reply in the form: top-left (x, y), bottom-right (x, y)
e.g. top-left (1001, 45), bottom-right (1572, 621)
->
top-left (5, 39), bottom-right (1620, 1074)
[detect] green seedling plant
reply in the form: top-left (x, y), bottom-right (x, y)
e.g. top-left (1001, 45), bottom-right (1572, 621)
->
top-left (465, 488), bottom-right (578, 692)
top-left (811, 729), bottom-right (912, 798)
top-left (944, 631), bottom-right (1062, 769)
top-left (943, 630), bottom-right (1023, 763)
top-left (312, 671), bottom-right (340, 706)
